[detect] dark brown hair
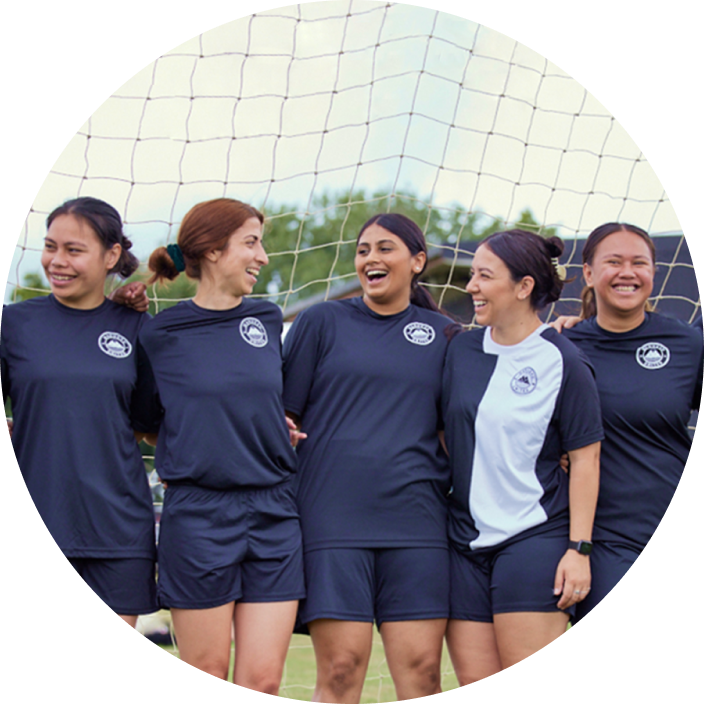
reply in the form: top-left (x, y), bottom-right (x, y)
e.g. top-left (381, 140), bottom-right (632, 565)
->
top-left (148, 198), bottom-right (264, 284)
top-left (357, 213), bottom-right (440, 313)
top-left (47, 197), bottom-right (139, 278)
top-left (480, 229), bottom-right (566, 310)
top-left (580, 222), bottom-right (655, 319)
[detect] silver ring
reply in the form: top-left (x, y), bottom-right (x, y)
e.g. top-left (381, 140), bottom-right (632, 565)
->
top-left (574, 590), bottom-right (581, 594)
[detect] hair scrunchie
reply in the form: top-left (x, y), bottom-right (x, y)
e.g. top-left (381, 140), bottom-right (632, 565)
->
top-left (166, 243), bottom-right (186, 273)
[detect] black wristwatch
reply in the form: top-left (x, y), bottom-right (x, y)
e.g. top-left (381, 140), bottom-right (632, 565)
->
top-left (568, 540), bottom-right (593, 555)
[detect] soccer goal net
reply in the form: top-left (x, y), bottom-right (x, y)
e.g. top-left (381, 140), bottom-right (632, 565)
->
top-left (3, 1), bottom-right (700, 699)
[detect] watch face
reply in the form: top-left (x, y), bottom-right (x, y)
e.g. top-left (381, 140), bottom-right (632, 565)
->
top-left (570, 540), bottom-right (593, 555)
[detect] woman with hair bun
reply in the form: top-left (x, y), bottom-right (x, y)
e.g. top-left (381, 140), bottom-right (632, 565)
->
top-left (442, 229), bottom-right (603, 683)
top-left (137, 198), bottom-right (304, 693)
top-left (1, 196), bottom-right (160, 625)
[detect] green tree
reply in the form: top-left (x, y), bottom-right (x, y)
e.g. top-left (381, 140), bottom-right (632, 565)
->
top-left (10, 272), bottom-right (49, 302)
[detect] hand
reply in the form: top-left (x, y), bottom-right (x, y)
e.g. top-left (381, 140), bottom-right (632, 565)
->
top-left (554, 549), bottom-right (591, 610)
top-left (548, 315), bottom-right (581, 333)
top-left (559, 453), bottom-right (569, 473)
top-left (287, 416), bottom-right (307, 448)
top-left (109, 281), bottom-right (149, 312)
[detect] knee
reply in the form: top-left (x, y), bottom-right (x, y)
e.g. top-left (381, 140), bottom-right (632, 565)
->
top-left (237, 671), bottom-right (282, 696)
top-left (407, 653), bottom-right (442, 693)
top-left (192, 656), bottom-right (230, 681)
top-left (321, 652), bottom-right (367, 697)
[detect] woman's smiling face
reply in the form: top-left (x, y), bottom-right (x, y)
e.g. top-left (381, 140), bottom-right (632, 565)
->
top-left (583, 229), bottom-right (655, 319)
top-left (355, 223), bottom-right (425, 314)
top-left (41, 214), bottom-right (120, 309)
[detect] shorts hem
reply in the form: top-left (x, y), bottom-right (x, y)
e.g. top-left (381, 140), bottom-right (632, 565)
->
top-left (301, 610), bottom-right (375, 625)
top-left (159, 591), bottom-right (242, 610)
top-left (449, 614), bottom-right (493, 623)
top-left (239, 591), bottom-right (306, 604)
top-left (377, 611), bottom-right (449, 626)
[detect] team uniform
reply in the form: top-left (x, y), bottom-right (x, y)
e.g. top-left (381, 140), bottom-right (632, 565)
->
top-left (565, 313), bottom-right (703, 620)
top-left (442, 325), bottom-right (603, 621)
top-left (0, 295), bottom-right (159, 614)
top-left (138, 298), bottom-right (304, 609)
top-left (282, 297), bottom-right (452, 625)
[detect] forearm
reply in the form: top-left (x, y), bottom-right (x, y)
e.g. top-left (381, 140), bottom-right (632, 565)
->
top-left (567, 442), bottom-right (600, 541)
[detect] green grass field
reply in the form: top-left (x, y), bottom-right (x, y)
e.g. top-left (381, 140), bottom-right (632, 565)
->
top-left (159, 632), bottom-right (460, 702)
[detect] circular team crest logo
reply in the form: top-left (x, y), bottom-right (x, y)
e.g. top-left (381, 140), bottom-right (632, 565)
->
top-left (98, 331), bottom-right (132, 359)
top-left (511, 367), bottom-right (538, 395)
top-left (240, 317), bottom-right (268, 348)
top-left (636, 342), bottom-right (670, 370)
top-left (403, 322), bottom-right (436, 346)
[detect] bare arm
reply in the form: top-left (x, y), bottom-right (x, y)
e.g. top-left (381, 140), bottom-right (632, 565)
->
top-left (554, 441), bottom-right (600, 610)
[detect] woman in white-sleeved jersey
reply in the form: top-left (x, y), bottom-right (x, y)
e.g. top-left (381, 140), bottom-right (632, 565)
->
top-left (442, 229), bottom-right (603, 684)
top-left (283, 213), bottom-right (456, 704)
top-left (0, 197), bottom-right (159, 625)
top-left (560, 223), bottom-right (703, 622)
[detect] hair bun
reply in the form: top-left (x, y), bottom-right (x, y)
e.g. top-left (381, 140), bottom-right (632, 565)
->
top-left (544, 236), bottom-right (564, 259)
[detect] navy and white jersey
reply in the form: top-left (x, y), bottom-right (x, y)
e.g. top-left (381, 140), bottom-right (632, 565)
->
top-left (138, 298), bottom-right (296, 490)
top-left (0, 295), bottom-right (158, 559)
top-left (565, 313), bottom-right (703, 550)
top-left (282, 297), bottom-right (451, 551)
top-left (443, 324), bottom-right (604, 551)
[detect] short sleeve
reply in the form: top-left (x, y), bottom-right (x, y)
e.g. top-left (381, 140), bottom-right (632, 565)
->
top-left (282, 307), bottom-right (324, 418)
top-left (130, 339), bottom-right (163, 433)
top-left (555, 347), bottom-right (604, 452)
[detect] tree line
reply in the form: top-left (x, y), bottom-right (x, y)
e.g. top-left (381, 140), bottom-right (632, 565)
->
top-left (12, 189), bottom-right (556, 314)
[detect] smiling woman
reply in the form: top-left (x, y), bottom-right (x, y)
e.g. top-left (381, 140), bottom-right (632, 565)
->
top-left (43, 199), bottom-right (140, 310)
top-left (1, 197), bottom-right (160, 628)
top-left (136, 197), bottom-right (305, 694)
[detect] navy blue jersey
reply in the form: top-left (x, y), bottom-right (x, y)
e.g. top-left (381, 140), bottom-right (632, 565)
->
top-left (282, 298), bottom-right (451, 551)
top-left (565, 313), bottom-right (703, 550)
top-left (0, 295), bottom-right (158, 559)
top-left (138, 299), bottom-right (296, 490)
top-left (443, 325), bottom-right (604, 551)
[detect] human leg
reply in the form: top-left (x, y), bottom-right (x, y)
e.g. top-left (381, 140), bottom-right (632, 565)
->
top-left (231, 600), bottom-right (298, 694)
top-left (493, 611), bottom-right (569, 668)
top-left (171, 602), bottom-right (236, 679)
top-left (490, 528), bottom-right (571, 667)
top-left (445, 619), bottom-right (502, 685)
top-left (309, 619), bottom-right (374, 704)
top-left (375, 547), bottom-right (450, 699)
top-left (379, 619), bottom-right (446, 699)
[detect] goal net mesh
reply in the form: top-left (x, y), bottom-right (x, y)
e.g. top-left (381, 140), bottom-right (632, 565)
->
top-left (4, 1), bottom-right (699, 699)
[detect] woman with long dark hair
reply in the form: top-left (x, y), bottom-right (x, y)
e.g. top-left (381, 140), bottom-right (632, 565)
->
top-left (283, 213), bottom-right (453, 703)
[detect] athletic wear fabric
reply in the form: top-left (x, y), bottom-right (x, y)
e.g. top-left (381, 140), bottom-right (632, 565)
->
top-left (282, 297), bottom-right (452, 551)
top-left (442, 324), bottom-right (603, 551)
top-left (565, 313), bottom-right (703, 550)
top-left (1, 295), bottom-right (158, 559)
top-left (300, 547), bottom-right (450, 626)
top-left (138, 299), bottom-right (297, 489)
top-left (157, 481), bottom-right (304, 609)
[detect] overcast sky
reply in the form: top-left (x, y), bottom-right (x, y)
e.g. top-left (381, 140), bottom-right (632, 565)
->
top-left (4, 0), bottom-right (682, 295)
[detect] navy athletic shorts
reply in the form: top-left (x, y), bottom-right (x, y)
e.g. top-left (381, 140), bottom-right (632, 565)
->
top-left (450, 524), bottom-right (575, 621)
top-left (299, 546), bottom-right (450, 627)
top-left (157, 480), bottom-right (305, 609)
top-left (573, 539), bottom-right (640, 623)
top-left (69, 557), bottom-right (158, 615)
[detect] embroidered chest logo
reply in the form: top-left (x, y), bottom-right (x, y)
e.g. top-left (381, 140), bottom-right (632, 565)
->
top-left (240, 317), bottom-right (268, 348)
top-left (511, 367), bottom-right (538, 395)
top-left (98, 331), bottom-right (132, 359)
top-left (403, 322), bottom-right (435, 346)
top-left (636, 342), bottom-right (670, 370)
